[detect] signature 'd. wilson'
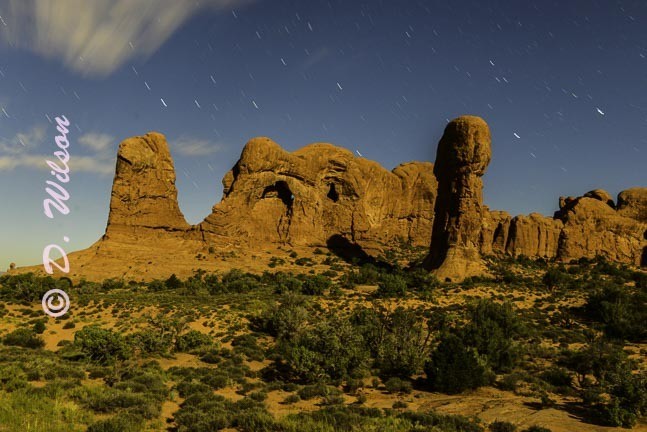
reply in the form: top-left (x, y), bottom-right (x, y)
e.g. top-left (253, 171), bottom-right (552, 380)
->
top-left (41, 115), bottom-right (72, 318)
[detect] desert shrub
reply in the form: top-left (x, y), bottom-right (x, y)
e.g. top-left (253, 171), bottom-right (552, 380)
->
top-left (489, 420), bottom-right (516, 432)
top-left (217, 269), bottom-right (260, 293)
top-left (344, 264), bottom-right (382, 286)
top-left (277, 317), bottom-right (368, 382)
top-left (165, 274), bottom-right (183, 290)
top-left (585, 281), bottom-right (646, 342)
top-left (374, 273), bottom-right (407, 297)
top-left (0, 365), bottom-right (29, 391)
top-left (82, 387), bottom-right (152, 413)
top-left (426, 332), bottom-right (494, 394)
top-left (231, 334), bottom-right (264, 361)
top-left (173, 392), bottom-right (270, 432)
top-left (384, 377), bottom-right (412, 394)
top-left (267, 272), bottom-right (303, 294)
top-left (32, 320), bottom-right (46, 334)
top-left (541, 267), bottom-right (572, 292)
top-left (63, 321), bottom-right (76, 329)
top-left (2, 328), bottom-right (45, 349)
top-left (294, 257), bottom-right (313, 266)
top-left (101, 278), bottom-right (125, 291)
top-left (176, 330), bottom-right (213, 352)
top-left (600, 369), bottom-right (647, 427)
top-left (403, 267), bottom-right (440, 292)
top-left (183, 274), bottom-right (206, 295)
top-left (344, 378), bottom-right (363, 394)
top-left (540, 367), bottom-right (572, 388)
top-left (128, 330), bottom-right (173, 356)
top-left (559, 340), bottom-right (647, 427)
top-left (521, 427), bottom-right (551, 432)
top-left (268, 256), bottom-right (285, 268)
top-left (0, 273), bottom-right (57, 302)
top-left (147, 279), bottom-right (166, 292)
top-left (460, 299), bottom-right (523, 372)
top-left (299, 274), bottom-right (331, 295)
top-left (351, 305), bottom-right (431, 378)
top-left (298, 384), bottom-right (341, 400)
top-left (74, 326), bottom-right (130, 364)
top-left (199, 349), bottom-right (222, 364)
top-left (250, 293), bottom-right (311, 341)
top-left (396, 410), bottom-right (484, 432)
top-left (249, 390), bottom-right (268, 402)
top-left (283, 394), bottom-right (300, 404)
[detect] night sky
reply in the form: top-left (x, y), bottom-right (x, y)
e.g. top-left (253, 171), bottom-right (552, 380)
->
top-left (1, 0), bottom-right (646, 267)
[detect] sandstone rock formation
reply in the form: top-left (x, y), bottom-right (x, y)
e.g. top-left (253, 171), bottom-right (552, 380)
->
top-left (11, 121), bottom-right (645, 282)
top-left (503, 213), bottom-right (563, 258)
top-left (553, 189), bottom-right (645, 265)
top-left (421, 116), bottom-right (645, 280)
top-left (616, 187), bottom-right (647, 221)
top-left (104, 132), bottom-right (191, 239)
top-left (199, 137), bottom-right (437, 250)
top-left (476, 188), bottom-right (646, 267)
top-left (424, 115), bottom-right (491, 281)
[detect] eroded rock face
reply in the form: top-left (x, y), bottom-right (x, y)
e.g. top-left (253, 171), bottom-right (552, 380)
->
top-left (105, 132), bottom-right (190, 238)
top-left (504, 213), bottom-right (563, 258)
top-left (617, 187), bottom-right (647, 222)
top-left (424, 115), bottom-right (491, 281)
top-left (17, 124), bottom-right (643, 283)
top-left (554, 190), bottom-right (646, 265)
top-left (200, 137), bottom-right (437, 250)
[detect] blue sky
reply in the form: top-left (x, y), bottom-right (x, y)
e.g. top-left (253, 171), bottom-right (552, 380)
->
top-left (0, 0), bottom-right (646, 267)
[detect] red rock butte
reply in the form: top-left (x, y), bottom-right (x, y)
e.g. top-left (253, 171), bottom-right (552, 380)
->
top-left (11, 116), bottom-right (647, 281)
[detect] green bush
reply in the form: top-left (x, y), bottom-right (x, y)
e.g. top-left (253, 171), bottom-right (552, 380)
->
top-left (299, 274), bottom-right (331, 295)
top-left (298, 384), bottom-right (341, 400)
top-left (0, 273), bottom-right (56, 302)
top-left (460, 300), bottom-right (523, 372)
top-left (74, 326), bottom-right (130, 364)
top-left (86, 412), bottom-right (139, 430)
top-left (541, 267), bottom-right (571, 292)
top-left (585, 281), bottom-right (646, 342)
top-left (426, 333), bottom-right (494, 394)
top-left (277, 317), bottom-right (368, 382)
top-left (33, 320), bottom-right (46, 334)
top-left (129, 330), bottom-right (173, 355)
top-left (214, 269), bottom-right (260, 293)
top-left (540, 367), bottom-right (572, 388)
top-left (559, 340), bottom-right (647, 427)
top-left (490, 420), bottom-right (517, 432)
top-left (176, 330), bottom-right (213, 352)
top-left (2, 328), bottom-right (45, 349)
top-left (250, 293), bottom-right (311, 340)
top-left (375, 274), bottom-right (407, 297)
top-left (165, 274), bottom-right (183, 290)
top-left (384, 377), bottom-right (413, 394)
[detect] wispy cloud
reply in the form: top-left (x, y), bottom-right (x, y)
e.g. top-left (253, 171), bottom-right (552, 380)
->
top-left (173, 137), bottom-right (225, 157)
top-left (0, 125), bottom-right (46, 154)
top-left (0, 0), bottom-right (253, 77)
top-left (0, 128), bottom-right (116, 175)
top-left (0, 154), bottom-right (114, 174)
top-left (78, 133), bottom-right (115, 153)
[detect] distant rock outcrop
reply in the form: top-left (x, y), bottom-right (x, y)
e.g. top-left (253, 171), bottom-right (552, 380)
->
top-left (554, 189), bottom-right (645, 265)
top-left (421, 117), bottom-right (645, 280)
top-left (11, 121), bottom-right (645, 282)
top-left (424, 115), bottom-right (491, 281)
top-left (199, 137), bottom-right (437, 250)
top-left (504, 213), bottom-right (563, 258)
